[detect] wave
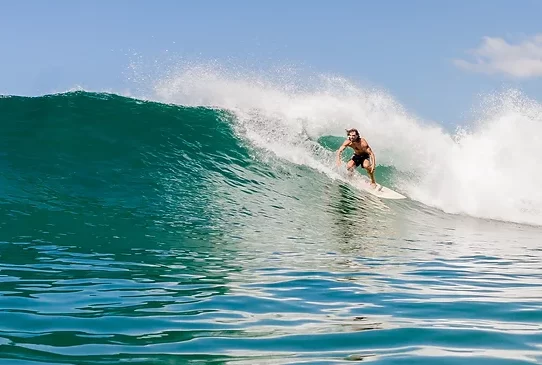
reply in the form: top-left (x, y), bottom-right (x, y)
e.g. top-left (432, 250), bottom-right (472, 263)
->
top-left (2, 64), bottom-right (542, 227)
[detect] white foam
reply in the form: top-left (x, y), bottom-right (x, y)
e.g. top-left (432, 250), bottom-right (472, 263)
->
top-left (146, 63), bottom-right (542, 226)
top-left (408, 90), bottom-right (542, 225)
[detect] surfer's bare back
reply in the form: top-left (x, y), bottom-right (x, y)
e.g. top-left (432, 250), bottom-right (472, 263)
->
top-left (336, 128), bottom-right (377, 188)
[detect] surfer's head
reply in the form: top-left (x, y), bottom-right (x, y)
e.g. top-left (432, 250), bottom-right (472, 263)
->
top-left (346, 128), bottom-right (360, 142)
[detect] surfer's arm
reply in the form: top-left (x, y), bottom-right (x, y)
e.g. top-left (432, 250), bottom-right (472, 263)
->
top-left (336, 140), bottom-right (350, 165)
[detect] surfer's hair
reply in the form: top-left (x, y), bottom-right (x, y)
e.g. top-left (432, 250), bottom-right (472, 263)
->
top-left (346, 128), bottom-right (360, 138)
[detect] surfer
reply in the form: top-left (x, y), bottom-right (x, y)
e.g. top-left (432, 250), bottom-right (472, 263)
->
top-left (336, 128), bottom-right (377, 188)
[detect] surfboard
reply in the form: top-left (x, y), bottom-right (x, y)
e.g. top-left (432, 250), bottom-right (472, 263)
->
top-left (347, 174), bottom-right (406, 200)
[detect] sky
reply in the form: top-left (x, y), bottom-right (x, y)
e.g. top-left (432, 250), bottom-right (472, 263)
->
top-left (2, 0), bottom-right (542, 126)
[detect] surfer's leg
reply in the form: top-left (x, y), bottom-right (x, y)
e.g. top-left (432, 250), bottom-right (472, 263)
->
top-left (362, 160), bottom-right (376, 188)
top-left (346, 160), bottom-right (356, 174)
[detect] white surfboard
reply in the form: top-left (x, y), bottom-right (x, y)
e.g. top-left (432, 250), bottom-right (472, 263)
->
top-left (348, 175), bottom-right (406, 200)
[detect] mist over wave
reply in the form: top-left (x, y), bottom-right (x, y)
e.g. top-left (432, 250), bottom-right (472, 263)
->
top-left (136, 63), bottom-right (541, 226)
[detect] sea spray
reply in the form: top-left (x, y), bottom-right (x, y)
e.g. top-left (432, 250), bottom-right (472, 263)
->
top-left (408, 89), bottom-right (542, 224)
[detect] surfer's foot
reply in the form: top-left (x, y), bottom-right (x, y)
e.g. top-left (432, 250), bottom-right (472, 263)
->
top-left (370, 182), bottom-right (377, 189)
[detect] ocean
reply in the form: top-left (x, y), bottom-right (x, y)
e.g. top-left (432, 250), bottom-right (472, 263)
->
top-left (1, 68), bottom-right (541, 364)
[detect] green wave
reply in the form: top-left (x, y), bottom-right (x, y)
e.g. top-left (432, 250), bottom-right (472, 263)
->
top-left (0, 92), bottom-right (255, 238)
top-left (0, 91), bottom-right (410, 243)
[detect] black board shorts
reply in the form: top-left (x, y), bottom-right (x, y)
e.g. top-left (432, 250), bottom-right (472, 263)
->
top-left (351, 153), bottom-right (370, 167)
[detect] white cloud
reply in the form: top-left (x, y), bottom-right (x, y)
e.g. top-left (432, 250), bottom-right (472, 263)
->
top-left (454, 34), bottom-right (542, 78)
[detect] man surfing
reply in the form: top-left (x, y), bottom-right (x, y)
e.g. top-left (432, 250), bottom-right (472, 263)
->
top-left (336, 128), bottom-right (377, 188)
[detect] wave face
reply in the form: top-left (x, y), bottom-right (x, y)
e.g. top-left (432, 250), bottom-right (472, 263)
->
top-left (0, 91), bottom-right (252, 235)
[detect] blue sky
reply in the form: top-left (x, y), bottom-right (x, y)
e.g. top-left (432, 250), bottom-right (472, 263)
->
top-left (2, 0), bottom-right (542, 126)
